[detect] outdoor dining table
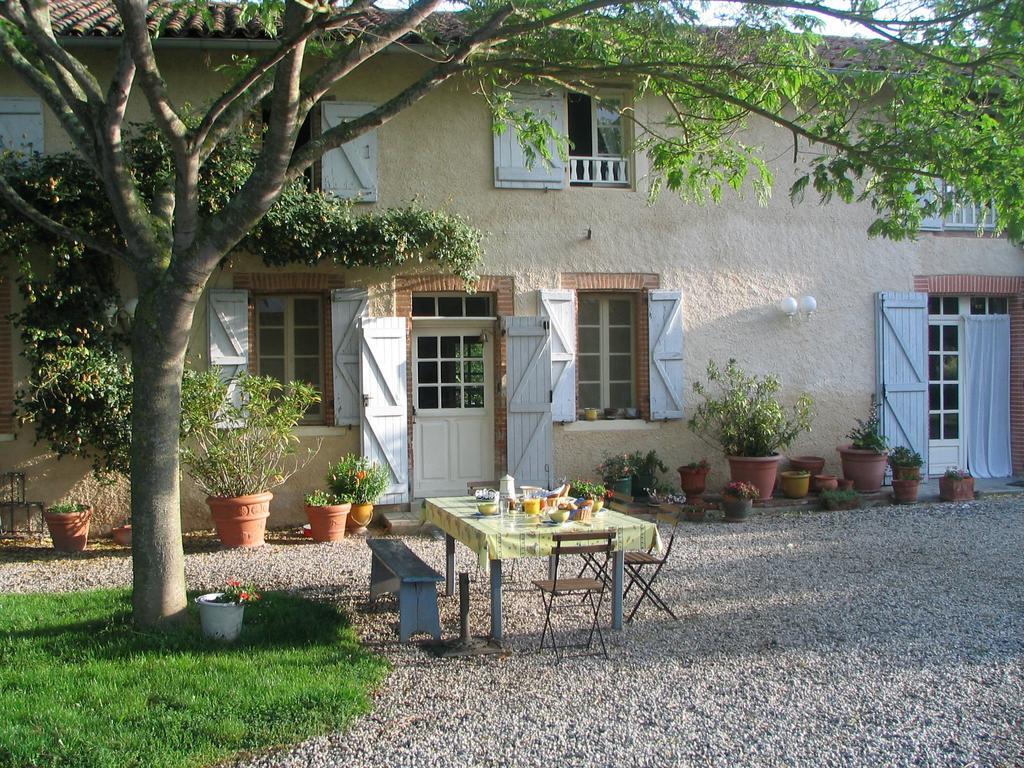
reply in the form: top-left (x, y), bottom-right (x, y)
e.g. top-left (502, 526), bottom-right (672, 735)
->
top-left (423, 496), bottom-right (662, 640)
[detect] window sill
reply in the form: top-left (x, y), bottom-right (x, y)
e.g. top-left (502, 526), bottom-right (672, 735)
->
top-left (558, 420), bottom-right (662, 432)
top-left (294, 425), bottom-right (357, 437)
top-left (0, 434), bottom-right (13, 442)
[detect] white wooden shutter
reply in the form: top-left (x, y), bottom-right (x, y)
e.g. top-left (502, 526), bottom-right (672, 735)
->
top-left (876, 292), bottom-right (929, 474)
top-left (331, 288), bottom-right (368, 426)
top-left (208, 288), bottom-right (249, 385)
top-left (493, 89), bottom-right (566, 190)
top-left (360, 317), bottom-right (409, 503)
top-left (539, 289), bottom-right (576, 422)
top-left (321, 102), bottom-right (378, 202)
top-left (0, 98), bottom-right (43, 155)
top-left (504, 317), bottom-right (553, 489)
top-left (648, 289), bottom-right (685, 420)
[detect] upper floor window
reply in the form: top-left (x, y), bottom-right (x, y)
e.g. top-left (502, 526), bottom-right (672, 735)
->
top-left (577, 293), bottom-right (636, 411)
top-left (920, 181), bottom-right (996, 232)
top-left (567, 93), bottom-right (629, 187)
top-left (255, 295), bottom-right (324, 422)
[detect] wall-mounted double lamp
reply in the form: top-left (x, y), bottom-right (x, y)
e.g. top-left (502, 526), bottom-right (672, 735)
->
top-left (779, 295), bottom-right (817, 321)
top-left (105, 298), bottom-right (139, 331)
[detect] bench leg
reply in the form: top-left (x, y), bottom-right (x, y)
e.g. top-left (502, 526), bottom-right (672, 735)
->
top-left (445, 533), bottom-right (455, 597)
top-left (398, 583), bottom-right (442, 642)
top-left (369, 555), bottom-right (399, 602)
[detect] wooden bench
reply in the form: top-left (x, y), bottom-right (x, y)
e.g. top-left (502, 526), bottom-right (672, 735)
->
top-left (367, 538), bottom-right (443, 643)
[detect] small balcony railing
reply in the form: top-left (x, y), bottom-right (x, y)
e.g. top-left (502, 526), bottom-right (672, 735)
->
top-left (569, 155), bottom-right (630, 186)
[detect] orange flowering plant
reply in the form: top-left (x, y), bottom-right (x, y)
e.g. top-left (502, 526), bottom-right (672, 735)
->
top-left (327, 454), bottom-right (390, 504)
top-left (210, 579), bottom-right (262, 605)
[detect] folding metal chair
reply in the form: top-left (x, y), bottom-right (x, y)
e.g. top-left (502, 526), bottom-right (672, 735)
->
top-left (623, 510), bottom-right (682, 622)
top-left (533, 531), bottom-right (615, 661)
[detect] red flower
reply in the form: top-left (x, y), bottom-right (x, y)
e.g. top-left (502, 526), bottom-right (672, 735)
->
top-left (356, 470), bottom-right (367, 481)
top-left (240, 592), bottom-right (250, 601)
top-left (228, 579), bottom-right (241, 587)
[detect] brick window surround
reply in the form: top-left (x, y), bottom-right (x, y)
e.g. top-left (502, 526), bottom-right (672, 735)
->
top-left (913, 274), bottom-right (1024, 472)
top-left (395, 275), bottom-right (515, 479)
top-left (233, 272), bottom-right (345, 426)
top-left (560, 273), bottom-right (660, 421)
top-left (0, 275), bottom-right (13, 434)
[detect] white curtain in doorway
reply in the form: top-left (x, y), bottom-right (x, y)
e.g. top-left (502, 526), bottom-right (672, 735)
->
top-left (964, 315), bottom-right (1012, 478)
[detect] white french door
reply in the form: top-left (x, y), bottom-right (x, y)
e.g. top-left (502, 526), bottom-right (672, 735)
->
top-left (412, 322), bottom-right (495, 497)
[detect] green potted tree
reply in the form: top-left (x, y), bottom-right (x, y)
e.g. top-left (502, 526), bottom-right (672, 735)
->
top-left (689, 359), bottom-right (814, 501)
top-left (677, 458), bottom-right (711, 499)
top-left (889, 446), bottom-right (924, 504)
top-left (838, 399), bottom-right (888, 492)
top-left (43, 501), bottom-right (93, 552)
top-left (303, 490), bottom-right (351, 542)
top-left (630, 450), bottom-right (668, 501)
top-left (327, 455), bottom-right (391, 533)
top-left (596, 454), bottom-right (634, 497)
top-left (180, 371), bottom-right (319, 548)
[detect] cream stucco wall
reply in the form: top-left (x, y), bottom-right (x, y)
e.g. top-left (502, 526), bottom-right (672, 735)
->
top-left (1, 45), bottom-right (1020, 532)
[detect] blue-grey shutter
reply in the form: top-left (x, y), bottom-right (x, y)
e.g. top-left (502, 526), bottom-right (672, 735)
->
top-left (504, 316), bottom-right (553, 488)
top-left (493, 89), bottom-right (566, 190)
top-left (331, 288), bottom-right (368, 425)
top-left (321, 102), bottom-right (378, 202)
top-left (876, 292), bottom-right (929, 474)
top-left (539, 289), bottom-right (576, 422)
top-left (360, 317), bottom-right (409, 503)
top-left (648, 289), bottom-right (685, 420)
top-left (0, 98), bottom-right (43, 155)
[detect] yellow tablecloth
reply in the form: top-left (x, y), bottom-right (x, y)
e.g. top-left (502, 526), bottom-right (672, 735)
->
top-left (423, 496), bottom-right (662, 561)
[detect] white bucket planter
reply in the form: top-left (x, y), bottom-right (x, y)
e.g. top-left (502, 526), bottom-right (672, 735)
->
top-left (196, 592), bottom-right (246, 641)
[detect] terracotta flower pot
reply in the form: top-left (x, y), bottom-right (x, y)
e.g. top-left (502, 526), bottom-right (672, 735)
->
top-left (837, 447), bottom-right (889, 492)
top-left (721, 496), bottom-right (752, 522)
top-left (836, 478), bottom-right (855, 491)
top-left (788, 455), bottom-right (826, 476)
top-left (892, 478), bottom-right (920, 504)
top-left (779, 471), bottom-right (811, 499)
top-left (814, 474), bottom-right (839, 492)
top-left (44, 507), bottom-right (92, 552)
top-left (684, 504), bottom-right (707, 523)
top-left (677, 466), bottom-right (710, 499)
top-left (304, 503), bottom-right (350, 542)
top-left (206, 493), bottom-right (271, 548)
top-left (347, 502), bottom-right (374, 533)
top-left (727, 455), bottom-right (780, 501)
top-left (111, 524), bottom-right (132, 547)
top-left (939, 476), bottom-right (975, 502)
top-left (892, 465), bottom-right (921, 481)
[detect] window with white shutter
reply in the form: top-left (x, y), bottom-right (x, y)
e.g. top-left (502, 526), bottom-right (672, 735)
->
top-left (0, 98), bottom-right (43, 156)
top-left (321, 102), bottom-right (378, 202)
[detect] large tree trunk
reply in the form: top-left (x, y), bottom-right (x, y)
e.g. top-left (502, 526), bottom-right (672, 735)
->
top-left (128, 276), bottom-right (201, 628)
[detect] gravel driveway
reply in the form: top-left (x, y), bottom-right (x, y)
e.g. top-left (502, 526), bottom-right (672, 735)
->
top-left (3, 499), bottom-right (1022, 768)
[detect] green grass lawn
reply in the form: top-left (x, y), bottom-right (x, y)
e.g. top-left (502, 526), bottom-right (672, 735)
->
top-left (0, 589), bottom-right (389, 768)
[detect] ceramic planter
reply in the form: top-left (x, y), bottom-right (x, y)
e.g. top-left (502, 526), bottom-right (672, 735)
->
top-left (609, 477), bottom-right (633, 497)
top-left (939, 476), bottom-right (975, 502)
top-left (779, 471), bottom-right (811, 499)
top-left (814, 474), bottom-right (839, 492)
top-left (196, 593), bottom-right (245, 642)
top-left (726, 455), bottom-right (780, 501)
top-left (347, 502), bottom-right (374, 533)
top-left (788, 456), bottom-right (826, 476)
top-left (721, 497), bottom-right (752, 522)
top-left (206, 493), bottom-right (271, 548)
top-left (837, 447), bottom-right (889, 492)
top-left (44, 507), bottom-right (92, 552)
top-left (111, 524), bottom-right (132, 547)
top-left (891, 478), bottom-right (920, 504)
top-left (632, 472), bottom-right (655, 500)
top-left (677, 466), bottom-right (710, 499)
top-left (304, 503), bottom-right (350, 542)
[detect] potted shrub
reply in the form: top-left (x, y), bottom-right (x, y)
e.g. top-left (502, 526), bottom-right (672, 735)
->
top-left (195, 579), bottom-right (262, 642)
top-left (630, 450), bottom-right (668, 501)
top-left (819, 488), bottom-right (861, 511)
top-left (677, 458), bottom-right (711, 499)
top-left (571, 480), bottom-right (608, 513)
top-left (889, 447), bottom-right (924, 504)
top-left (44, 501), bottom-right (92, 552)
top-left (328, 454), bottom-right (391, 533)
top-left (303, 490), bottom-right (351, 542)
top-left (596, 454), bottom-right (634, 497)
top-left (689, 359), bottom-right (814, 501)
top-left (180, 371), bottom-right (319, 549)
top-left (838, 399), bottom-right (888, 492)
top-left (939, 468), bottom-right (975, 502)
top-left (720, 480), bottom-right (759, 522)
top-left (779, 470), bottom-right (811, 499)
